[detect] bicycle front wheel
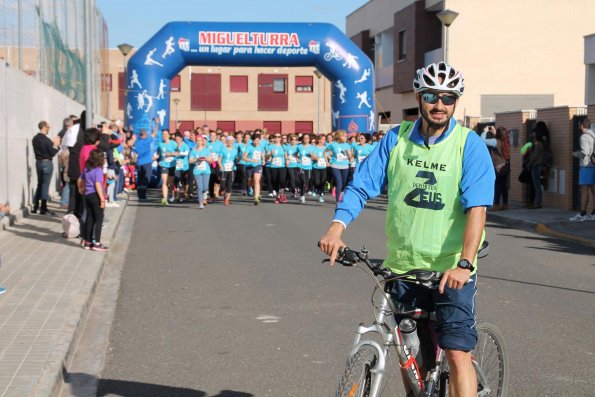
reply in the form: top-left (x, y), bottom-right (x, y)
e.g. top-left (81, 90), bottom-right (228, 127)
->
top-left (337, 346), bottom-right (378, 397)
top-left (473, 321), bottom-right (509, 397)
top-left (438, 321), bottom-right (509, 397)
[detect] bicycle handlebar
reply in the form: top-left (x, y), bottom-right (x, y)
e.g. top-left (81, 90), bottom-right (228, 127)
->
top-left (319, 243), bottom-right (443, 289)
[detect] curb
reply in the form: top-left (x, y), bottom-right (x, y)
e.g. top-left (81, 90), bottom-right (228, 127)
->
top-left (535, 223), bottom-right (595, 248)
top-left (487, 213), bottom-right (595, 248)
top-left (31, 197), bottom-right (130, 397)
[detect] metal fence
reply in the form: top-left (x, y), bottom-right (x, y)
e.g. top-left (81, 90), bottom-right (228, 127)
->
top-left (0, 0), bottom-right (109, 115)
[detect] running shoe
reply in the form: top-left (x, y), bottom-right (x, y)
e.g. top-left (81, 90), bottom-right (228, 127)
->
top-left (199, 203), bottom-right (204, 209)
top-left (91, 243), bottom-right (108, 252)
top-left (312, 192), bottom-right (318, 197)
top-left (299, 196), bottom-right (305, 203)
top-left (319, 195), bottom-right (325, 203)
top-left (268, 192), bottom-right (274, 198)
top-left (248, 187), bottom-right (254, 196)
top-left (0, 287), bottom-right (6, 295)
top-left (588, 214), bottom-right (595, 221)
top-left (281, 194), bottom-right (288, 204)
top-left (275, 199), bottom-right (280, 204)
top-left (569, 213), bottom-right (587, 222)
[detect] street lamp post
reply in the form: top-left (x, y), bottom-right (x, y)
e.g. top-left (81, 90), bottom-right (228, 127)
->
top-left (436, 9), bottom-right (459, 63)
top-left (313, 70), bottom-right (322, 134)
top-left (173, 98), bottom-right (180, 128)
top-left (117, 43), bottom-right (134, 121)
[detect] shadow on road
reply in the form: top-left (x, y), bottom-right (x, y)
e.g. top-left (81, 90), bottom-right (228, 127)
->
top-left (64, 371), bottom-right (254, 397)
top-left (479, 274), bottom-right (595, 295)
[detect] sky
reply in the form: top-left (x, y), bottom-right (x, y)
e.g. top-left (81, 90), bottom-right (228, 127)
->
top-left (97, 0), bottom-right (369, 48)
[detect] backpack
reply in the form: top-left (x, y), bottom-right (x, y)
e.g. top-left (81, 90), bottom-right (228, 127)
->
top-left (62, 213), bottom-right (80, 239)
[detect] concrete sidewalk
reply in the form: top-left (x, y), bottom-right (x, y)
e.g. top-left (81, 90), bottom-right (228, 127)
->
top-left (487, 201), bottom-right (595, 248)
top-left (0, 199), bottom-right (128, 397)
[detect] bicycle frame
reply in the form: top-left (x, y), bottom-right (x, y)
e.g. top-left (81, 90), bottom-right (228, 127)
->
top-left (347, 284), bottom-right (446, 397)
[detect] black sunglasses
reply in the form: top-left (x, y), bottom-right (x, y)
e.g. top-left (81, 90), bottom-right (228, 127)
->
top-left (421, 92), bottom-right (457, 106)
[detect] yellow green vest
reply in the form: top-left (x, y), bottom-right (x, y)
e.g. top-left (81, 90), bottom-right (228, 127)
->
top-left (384, 121), bottom-right (482, 275)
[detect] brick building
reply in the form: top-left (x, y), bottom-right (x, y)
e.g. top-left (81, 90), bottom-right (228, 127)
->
top-left (105, 49), bottom-right (332, 134)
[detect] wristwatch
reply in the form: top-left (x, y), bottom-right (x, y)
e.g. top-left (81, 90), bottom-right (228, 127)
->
top-left (457, 259), bottom-right (475, 273)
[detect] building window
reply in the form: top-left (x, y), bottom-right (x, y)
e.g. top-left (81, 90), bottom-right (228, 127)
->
top-left (398, 30), bottom-right (407, 61)
top-left (295, 76), bottom-right (313, 92)
top-left (101, 73), bottom-right (112, 91)
top-left (258, 74), bottom-right (288, 111)
top-left (191, 73), bottom-right (221, 111)
top-left (217, 121), bottom-right (236, 132)
top-left (295, 121), bottom-right (313, 133)
top-left (178, 121), bottom-right (195, 132)
top-left (273, 78), bottom-right (286, 93)
top-left (171, 75), bottom-right (181, 92)
top-left (118, 72), bottom-right (125, 110)
top-left (230, 75), bottom-right (248, 92)
top-left (263, 121), bottom-right (282, 133)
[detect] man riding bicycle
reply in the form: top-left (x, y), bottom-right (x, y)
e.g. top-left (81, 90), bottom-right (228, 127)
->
top-left (320, 62), bottom-right (495, 397)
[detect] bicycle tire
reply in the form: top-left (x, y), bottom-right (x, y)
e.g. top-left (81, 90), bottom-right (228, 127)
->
top-left (437, 321), bottom-right (509, 397)
top-left (336, 346), bottom-right (378, 397)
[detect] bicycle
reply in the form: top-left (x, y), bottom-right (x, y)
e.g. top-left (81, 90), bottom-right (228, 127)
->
top-left (324, 243), bottom-right (508, 397)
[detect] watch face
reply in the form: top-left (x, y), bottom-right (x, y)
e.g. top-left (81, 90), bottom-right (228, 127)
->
top-left (458, 259), bottom-right (473, 270)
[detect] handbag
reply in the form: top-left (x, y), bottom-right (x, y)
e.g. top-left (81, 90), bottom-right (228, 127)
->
top-left (518, 166), bottom-right (531, 183)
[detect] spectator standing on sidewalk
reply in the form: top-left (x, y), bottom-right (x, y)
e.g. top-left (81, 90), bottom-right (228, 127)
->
top-left (491, 127), bottom-right (511, 211)
top-left (78, 150), bottom-right (108, 251)
top-left (67, 112), bottom-right (86, 217)
top-left (32, 120), bottom-right (61, 215)
top-left (526, 123), bottom-right (550, 209)
top-left (570, 119), bottom-right (595, 221)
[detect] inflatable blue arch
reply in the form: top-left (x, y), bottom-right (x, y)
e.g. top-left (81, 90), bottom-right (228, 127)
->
top-left (125, 22), bottom-right (375, 136)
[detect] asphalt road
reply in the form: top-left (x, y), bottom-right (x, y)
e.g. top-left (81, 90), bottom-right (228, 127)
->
top-left (95, 192), bottom-right (595, 397)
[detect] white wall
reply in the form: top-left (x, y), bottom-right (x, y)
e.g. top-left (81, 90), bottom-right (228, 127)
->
top-left (0, 62), bottom-right (85, 210)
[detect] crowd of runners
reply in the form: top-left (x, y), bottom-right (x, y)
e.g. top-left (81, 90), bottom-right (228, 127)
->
top-left (139, 123), bottom-right (386, 208)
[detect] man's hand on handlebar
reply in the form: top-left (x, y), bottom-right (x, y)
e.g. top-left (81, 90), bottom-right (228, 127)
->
top-left (438, 267), bottom-right (471, 294)
top-left (319, 222), bottom-right (346, 266)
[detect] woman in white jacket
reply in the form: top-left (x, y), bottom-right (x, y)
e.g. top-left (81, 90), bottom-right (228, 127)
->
top-left (570, 118), bottom-right (595, 221)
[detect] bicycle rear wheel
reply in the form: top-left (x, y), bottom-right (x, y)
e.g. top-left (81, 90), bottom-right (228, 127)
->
top-left (337, 346), bottom-right (377, 397)
top-left (437, 321), bottom-right (508, 397)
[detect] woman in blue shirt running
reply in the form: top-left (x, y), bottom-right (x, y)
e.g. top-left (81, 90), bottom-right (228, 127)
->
top-left (189, 135), bottom-right (211, 209)
top-left (310, 135), bottom-right (328, 202)
top-left (284, 134), bottom-right (300, 198)
top-left (218, 136), bottom-right (239, 206)
top-left (266, 133), bottom-right (287, 204)
top-left (158, 129), bottom-right (177, 206)
top-left (296, 133), bottom-right (314, 203)
top-left (242, 133), bottom-right (265, 205)
top-left (325, 130), bottom-right (353, 204)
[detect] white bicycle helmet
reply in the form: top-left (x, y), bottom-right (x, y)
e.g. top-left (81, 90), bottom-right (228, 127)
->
top-left (413, 61), bottom-right (464, 97)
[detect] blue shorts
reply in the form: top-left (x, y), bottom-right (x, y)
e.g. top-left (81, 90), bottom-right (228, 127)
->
top-left (246, 165), bottom-right (263, 178)
top-left (578, 166), bottom-right (595, 186)
top-left (389, 275), bottom-right (478, 352)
